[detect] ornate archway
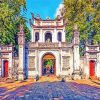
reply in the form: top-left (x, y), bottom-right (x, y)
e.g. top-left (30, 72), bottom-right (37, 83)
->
top-left (3, 60), bottom-right (9, 77)
top-left (42, 53), bottom-right (56, 76)
top-left (89, 60), bottom-right (95, 77)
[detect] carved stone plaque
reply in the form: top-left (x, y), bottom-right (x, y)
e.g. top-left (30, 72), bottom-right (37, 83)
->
top-left (89, 53), bottom-right (97, 58)
top-left (29, 56), bottom-right (35, 71)
top-left (62, 56), bottom-right (70, 70)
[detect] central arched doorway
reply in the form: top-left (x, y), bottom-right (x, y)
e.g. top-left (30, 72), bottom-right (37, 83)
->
top-left (3, 60), bottom-right (9, 77)
top-left (89, 60), bottom-right (95, 77)
top-left (42, 53), bottom-right (56, 76)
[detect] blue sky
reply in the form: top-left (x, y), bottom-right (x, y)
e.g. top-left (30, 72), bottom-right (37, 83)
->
top-left (21, 0), bottom-right (63, 29)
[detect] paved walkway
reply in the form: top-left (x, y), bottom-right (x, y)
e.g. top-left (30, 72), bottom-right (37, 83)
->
top-left (0, 80), bottom-right (100, 100)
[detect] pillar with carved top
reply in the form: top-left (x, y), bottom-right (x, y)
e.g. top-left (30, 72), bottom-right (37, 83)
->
top-left (72, 25), bottom-right (81, 80)
top-left (18, 25), bottom-right (25, 80)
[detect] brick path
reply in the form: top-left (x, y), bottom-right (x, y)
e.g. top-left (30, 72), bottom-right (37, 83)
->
top-left (0, 79), bottom-right (100, 100)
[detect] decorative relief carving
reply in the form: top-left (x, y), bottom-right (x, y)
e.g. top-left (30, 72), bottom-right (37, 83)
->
top-left (29, 56), bottom-right (35, 70)
top-left (2, 53), bottom-right (9, 58)
top-left (0, 46), bottom-right (12, 51)
top-left (39, 43), bottom-right (58, 48)
top-left (62, 49), bottom-right (69, 55)
top-left (29, 42), bottom-right (68, 48)
top-left (62, 56), bottom-right (70, 70)
top-left (89, 53), bottom-right (97, 58)
top-left (28, 67), bottom-right (35, 71)
top-left (29, 50), bottom-right (35, 55)
top-left (88, 47), bottom-right (97, 51)
top-left (75, 37), bottom-right (79, 44)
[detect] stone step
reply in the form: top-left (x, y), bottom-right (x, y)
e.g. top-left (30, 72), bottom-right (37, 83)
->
top-left (90, 76), bottom-right (97, 80)
top-left (0, 77), bottom-right (14, 83)
top-left (36, 75), bottom-right (60, 82)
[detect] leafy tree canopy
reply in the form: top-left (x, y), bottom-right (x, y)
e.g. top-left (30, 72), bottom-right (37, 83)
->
top-left (64, 0), bottom-right (100, 44)
top-left (0, 0), bottom-right (30, 46)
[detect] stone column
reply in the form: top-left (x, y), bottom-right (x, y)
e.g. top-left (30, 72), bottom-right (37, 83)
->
top-left (72, 25), bottom-right (81, 80)
top-left (96, 51), bottom-right (100, 77)
top-left (18, 25), bottom-right (25, 80)
top-left (54, 28), bottom-right (57, 42)
top-left (40, 29), bottom-right (42, 42)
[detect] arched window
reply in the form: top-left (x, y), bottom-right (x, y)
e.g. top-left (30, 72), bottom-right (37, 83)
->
top-left (57, 32), bottom-right (62, 42)
top-left (45, 32), bottom-right (52, 42)
top-left (35, 32), bottom-right (39, 42)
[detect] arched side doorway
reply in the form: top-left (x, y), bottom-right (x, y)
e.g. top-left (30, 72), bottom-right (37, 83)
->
top-left (3, 60), bottom-right (9, 77)
top-left (42, 53), bottom-right (56, 76)
top-left (89, 60), bottom-right (95, 77)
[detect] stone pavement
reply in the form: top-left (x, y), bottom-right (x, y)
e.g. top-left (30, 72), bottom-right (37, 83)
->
top-left (0, 78), bottom-right (100, 100)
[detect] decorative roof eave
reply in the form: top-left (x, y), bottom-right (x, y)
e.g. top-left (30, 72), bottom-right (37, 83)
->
top-left (86, 44), bottom-right (100, 47)
top-left (80, 56), bottom-right (86, 59)
top-left (85, 50), bottom-right (100, 53)
top-left (0, 44), bottom-right (13, 47)
top-left (31, 24), bottom-right (66, 28)
top-left (0, 50), bottom-right (13, 53)
top-left (31, 14), bottom-right (64, 22)
top-left (1, 57), bottom-right (9, 59)
top-left (29, 13), bottom-right (66, 27)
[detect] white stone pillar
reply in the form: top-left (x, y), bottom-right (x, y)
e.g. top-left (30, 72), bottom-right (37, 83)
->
top-left (53, 29), bottom-right (57, 42)
top-left (73, 25), bottom-right (81, 80)
top-left (85, 53), bottom-right (90, 79)
top-left (9, 52), bottom-right (13, 77)
top-left (39, 29), bottom-right (42, 42)
top-left (35, 50), bottom-right (39, 76)
top-left (73, 46), bottom-right (80, 70)
top-left (60, 50), bottom-right (62, 75)
top-left (96, 52), bottom-right (100, 77)
top-left (18, 25), bottom-right (25, 80)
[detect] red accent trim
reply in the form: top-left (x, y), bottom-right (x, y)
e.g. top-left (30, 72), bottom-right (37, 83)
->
top-left (89, 60), bottom-right (95, 77)
top-left (3, 60), bottom-right (9, 77)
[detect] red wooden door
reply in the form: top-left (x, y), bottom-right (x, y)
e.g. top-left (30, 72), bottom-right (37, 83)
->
top-left (4, 60), bottom-right (8, 77)
top-left (89, 60), bottom-right (95, 77)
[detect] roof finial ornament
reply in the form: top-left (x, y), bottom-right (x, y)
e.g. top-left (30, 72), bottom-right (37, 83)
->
top-left (46, 16), bottom-right (50, 20)
top-left (37, 14), bottom-right (40, 19)
top-left (29, 19), bottom-right (33, 26)
top-left (57, 15), bottom-right (60, 20)
top-left (31, 12), bottom-right (34, 18)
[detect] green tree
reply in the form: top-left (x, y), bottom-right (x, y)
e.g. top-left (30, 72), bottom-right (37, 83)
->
top-left (64, 0), bottom-right (100, 44)
top-left (63, 0), bottom-right (100, 56)
top-left (0, 0), bottom-right (30, 46)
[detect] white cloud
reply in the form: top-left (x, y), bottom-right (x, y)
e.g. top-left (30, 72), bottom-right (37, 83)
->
top-left (55, 3), bottom-right (64, 18)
